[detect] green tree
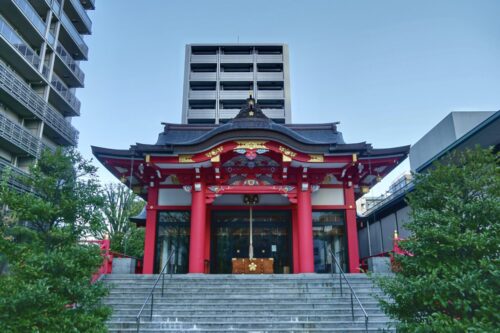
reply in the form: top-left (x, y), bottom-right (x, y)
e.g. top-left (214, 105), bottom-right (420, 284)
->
top-left (97, 183), bottom-right (144, 258)
top-left (0, 148), bottom-right (111, 333)
top-left (377, 147), bottom-right (500, 332)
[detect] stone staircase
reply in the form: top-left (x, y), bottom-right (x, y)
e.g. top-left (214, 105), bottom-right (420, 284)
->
top-left (103, 274), bottom-right (394, 332)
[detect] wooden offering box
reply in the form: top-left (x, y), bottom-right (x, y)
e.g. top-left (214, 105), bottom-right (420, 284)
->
top-left (232, 258), bottom-right (274, 274)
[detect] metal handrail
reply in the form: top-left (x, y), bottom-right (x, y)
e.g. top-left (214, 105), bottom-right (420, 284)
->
top-left (328, 249), bottom-right (369, 332)
top-left (135, 249), bottom-right (176, 333)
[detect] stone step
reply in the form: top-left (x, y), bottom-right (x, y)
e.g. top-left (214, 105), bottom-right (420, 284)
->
top-left (108, 328), bottom-right (394, 333)
top-left (109, 308), bottom-right (385, 316)
top-left (109, 320), bottom-right (393, 330)
top-left (103, 302), bottom-right (384, 310)
top-left (110, 314), bottom-right (389, 322)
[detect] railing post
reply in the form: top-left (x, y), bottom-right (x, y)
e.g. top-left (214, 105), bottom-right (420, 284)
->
top-left (136, 317), bottom-right (140, 333)
top-left (351, 293), bottom-right (354, 320)
top-left (365, 316), bottom-right (368, 332)
top-left (161, 270), bottom-right (165, 297)
top-left (340, 273), bottom-right (343, 296)
top-left (150, 294), bottom-right (154, 320)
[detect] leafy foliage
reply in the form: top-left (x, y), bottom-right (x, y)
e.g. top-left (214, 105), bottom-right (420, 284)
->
top-left (377, 147), bottom-right (500, 332)
top-left (0, 148), bottom-right (111, 333)
top-left (97, 183), bottom-right (144, 258)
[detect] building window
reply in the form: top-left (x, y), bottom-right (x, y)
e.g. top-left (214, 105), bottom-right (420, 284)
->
top-left (155, 211), bottom-right (190, 274)
top-left (312, 211), bottom-right (347, 273)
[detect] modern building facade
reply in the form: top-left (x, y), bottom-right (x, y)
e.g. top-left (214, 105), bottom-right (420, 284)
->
top-left (93, 97), bottom-right (409, 274)
top-left (182, 43), bottom-right (291, 125)
top-left (357, 111), bottom-right (500, 262)
top-left (0, 0), bottom-right (94, 190)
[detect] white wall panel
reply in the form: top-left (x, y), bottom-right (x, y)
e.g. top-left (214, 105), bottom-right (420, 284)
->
top-left (311, 188), bottom-right (344, 206)
top-left (158, 189), bottom-right (191, 206)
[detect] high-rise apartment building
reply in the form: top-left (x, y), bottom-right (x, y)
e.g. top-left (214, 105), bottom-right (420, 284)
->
top-left (182, 43), bottom-right (291, 124)
top-left (0, 0), bottom-right (94, 191)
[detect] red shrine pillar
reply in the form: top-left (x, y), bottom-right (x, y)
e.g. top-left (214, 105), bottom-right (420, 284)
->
top-left (297, 184), bottom-right (315, 273)
top-left (189, 182), bottom-right (207, 273)
top-left (345, 185), bottom-right (360, 273)
top-left (292, 206), bottom-right (300, 273)
top-left (143, 186), bottom-right (159, 274)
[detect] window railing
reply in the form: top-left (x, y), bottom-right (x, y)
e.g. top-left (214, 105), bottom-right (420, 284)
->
top-left (0, 113), bottom-right (42, 158)
top-left (60, 10), bottom-right (89, 57)
top-left (69, 0), bottom-right (92, 32)
top-left (12, 0), bottom-right (46, 36)
top-left (56, 43), bottom-right (85, 84)
top-left (0, 16), bottom-right (45, 77)
top-left (0, 62), bottom-right (79, 145)
top-left (51, 72), bottom-right (81, 113)
top-left (0, 159), bottom-right (32, 193)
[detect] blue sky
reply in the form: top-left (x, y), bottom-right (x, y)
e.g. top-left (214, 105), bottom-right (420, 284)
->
top-left (76, 0), bottom-right (500, 195)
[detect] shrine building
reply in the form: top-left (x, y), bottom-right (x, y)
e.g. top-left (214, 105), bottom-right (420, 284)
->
top-left (92, 96), bottom-right (409, 274)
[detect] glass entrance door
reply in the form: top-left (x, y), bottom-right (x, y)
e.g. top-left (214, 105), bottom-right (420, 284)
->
top-left (211, 210), bottom-right (292, 274)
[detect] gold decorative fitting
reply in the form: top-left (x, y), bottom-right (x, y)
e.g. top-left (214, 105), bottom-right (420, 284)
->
top-left (205, 146), bottom-right (224, 158)
top-left (179, 155), bottom-right (195, 163)
top-left (282, 155), bottom-right (292, 162)
top-left (248, 262), bottom-right (257, 271)
top-left (235, 140), bottom-right (268, 150)
top-left (279, 146), bottom-right (297, 158)
top-left (211, 155), bottom-right (220, 163)
top-left (352, 153), bottom-right (358, 163)
top-left (145, 154), bottom-right (150, 163)
top-left (308, 154), bottom-right (324, 163)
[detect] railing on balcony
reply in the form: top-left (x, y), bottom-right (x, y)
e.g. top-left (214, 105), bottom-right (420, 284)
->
top-left (13, 0), bottom-right (46, 36)
top-left (219, 72), bottom-right (253, 81)
top-left (257, 90), bottom-right (284, 99)
top-left (188, 90), bottom-right (216, 100)
top-left (55, 43), bottom-right (85, 84)
top-left (256, 54), bottom-right (283, 63)
top-left (187, 109), bottom-right (216, 119)
top-left (0, 63), bottom-right (79, 145)
top-left (69, 0), bottom-right (92, 32)
top-left (51, 72), bottom-right (81, 113)
top-left (0, 113), bottom-right (42, 158)
top-left (256, 72), bottom-right (284, 81)
top-left (0, 159), bottom-right (32, 193)
top-left (220, 54), bottom-right (253, 63)
top-left (0, 16), bottom-right (49, 79)
top-left (189, 72), bottom-right (216, 81)
top-left (190, 54), bottom-right (217, 63)
top-left (60, 10), bottom-right (88, 57)
top-left (219, 90), bottom-right (249, 100)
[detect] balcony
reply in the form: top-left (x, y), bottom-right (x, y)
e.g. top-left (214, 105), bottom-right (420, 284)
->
top-left (12, 0), bottom-right (47, 38)
top-left (190, 54), bottom-right (217, 63)
top-left (220, 54), bottom-right (253, 63)
top-left (188, 90), bottom-right (216, 100)
top-left (219, 91), bottom-right (249, 100)
top-left (219, 109), bottom-right (239, 119)
top-left (0, 159), bottom-right (32, 193)
top-left (262, 108), bottom-right (286, 119)
top-left (0, 113), bottom-right (42, 158)
top-left (67, 0), bottom-right (92, 34)
top-left (50, 72), bottom-right (81, 116)
top-left (219, 72), bottom-right (253, 81)
top-left (0, 15), bottom-right (48, 81)
top-left (59, 10), bottom-right (89, 59)
top-left (0, 62), bottom-right (78, 146)
top-left (257, 72), bottom-right (283, 81)
top-left (256, 54), bottom-right (283, 63)
top-left (257, 90), bottom-right (284, 99)
top-left (79, 0), bottom-right (95, 10)
top-left (189, 72), bottom-right (216, 81)
top-left (55, 42), bottom-right (85, 86)
top-left (187, 109), bottom-right (216, 119)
